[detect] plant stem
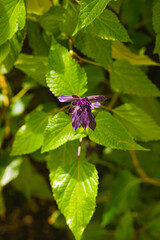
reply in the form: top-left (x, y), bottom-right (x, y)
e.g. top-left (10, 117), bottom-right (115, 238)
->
top-left (11, 85), bottom-right (31, 103)
top-left (77, 137), bottom-right (83, 160)
top-left (130, 150), bottom-right (160, 187)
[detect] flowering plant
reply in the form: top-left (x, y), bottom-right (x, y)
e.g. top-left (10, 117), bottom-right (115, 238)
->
top-left (58, 94), bottom-right (106, 130)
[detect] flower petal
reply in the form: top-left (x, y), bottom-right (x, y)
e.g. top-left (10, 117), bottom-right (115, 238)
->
top-left (90, 102), bottom-right (101, 110)
top-left (88, 113), bottom-right (96, 130)
top-left (80, 109), bottom-right (90, 129)
top-left (87, 95), bottom-right (107, 102)
top-left (58, 95), bottom-right (80, 102)
top-left (72, 106), bottom-right (81, 130)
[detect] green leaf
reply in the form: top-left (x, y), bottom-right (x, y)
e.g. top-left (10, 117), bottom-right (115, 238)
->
top-left (114, 103), bottom-right (160, 142)
top-left (52, 159), bottom-right (98, 240)
top-left (115, 211), bottom-right (133, 240)
top-left (1, 30), bottom-right (24, 73)
top-left (122, 95), bottom-right (160, 126)
top-left (26, 0), bottom-right (52, 15)
top-left (15, 54), bottom-right (48, 86)
top-left (37, 6), bottom-right (65, 33)
top-left (0, 151), bottom-right (22, 187)
top-left (42, 112), bottom-right (86, 153)
top-left (73, 0), bottom-right (111, 35)
top-left (153, 0), bottom-right (160, 56)
top-left (112, 41), bottom-right (160, 66)
top-left (46, 37), bottom-right (87, 96)
top-left (13, 158), bottom-right (52, 199)
top-left (60, 4), bottom-right (78, 36)
top-left (102, 170), bottom-right (139, 226)
top-left (0, 0), bottom-right (26, 45)
top-left (146, 217), bottom-right (160, 237)
top-left (154, 33), bottom-right (160, 56)
top-left (0, 41), bottom-right (10, 63)
top-left (11, 111), bottom-right (48, 155)
top-left (75, 32), bottom-right (112, 70)
top-left (47, 141), bottom-right (78, 178)
top-left (110, 60), bottom-right (160, 97)
top-left (88, 111), bottom-right (146, 151)
top-left (27, 20), bottom-right (49, 56)
top-left (85, 9), bottom-right (131, 42)
top-left (153, 0), bottom-right (160, 34)
top-left (84, 65), bottom-right (105, 96)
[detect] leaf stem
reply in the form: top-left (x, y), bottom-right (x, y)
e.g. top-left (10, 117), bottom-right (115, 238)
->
top-left (66, 0), bottom-right (77, 11)
top-left (107, 93), bottom-right (119, 108)
top-left (48, 104), bottom-right (70, 116)
top-left (11, 85), bottom-right (31, 103)
top-left (100, 105), bottom-right (114, 112)
top-left (70, 50), bottom-right (101, 66)
top-left (77, 137), bottom-right (83, 160)
top-left (130, 150), bottom-right (160, 187)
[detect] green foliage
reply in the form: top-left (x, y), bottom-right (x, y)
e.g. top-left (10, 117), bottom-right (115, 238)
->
top-left (11, 111), bottom-right (48, 155)
top-left (75, 32), bottom-right (112, 69)
top-left (85, 9), bottom-right (131, 42)
top-left (88, 111), bottom-right (146, 150)
top-left (0, 0), bottom-right (25, 45)
top-left (153, 0), bottom-right (160, 56)
top-left (114, 103), bottom-right (160, 141)
top-left (52, 159), bottom-right (98, 240)
top-left (42, 112), bottom-right (86, 153)
top-left (102, 170), bottom-right (139, 226)
top-left (73, 0), bottom-right (111, 35)
top-left (1, 1), bottom-right (160, 239)
top-left (15, 54), bottom-right (47, 86)
top-left (13, 158), bottom-right (52, 199)
top-left (110, 60), bottom-right (160, 96)
top-left (46, 37), bottom-right (88, 96)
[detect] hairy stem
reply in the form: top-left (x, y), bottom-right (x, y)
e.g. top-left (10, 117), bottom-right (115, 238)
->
top-left (77, 137), bottom-right (83, 160)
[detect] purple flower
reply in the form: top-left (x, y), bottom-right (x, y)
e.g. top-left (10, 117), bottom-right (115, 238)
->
top-left (58, 94), bottom-right (106, 131)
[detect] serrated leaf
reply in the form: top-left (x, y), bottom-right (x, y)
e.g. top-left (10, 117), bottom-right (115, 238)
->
top-left (102, 170), bottom-right (139, 226)
top-left (0, 0), bottom-right (26, 45)
top-left (52, 159), bottom-right (98, 240)
top-left (47, 140), bottom-right (86, 180)
top-left (42, 112), bottom-right (86, 153)
top-left (46, 37), bottom-right (87, 96)
top-left (75, 31), bottom-right (112, 70)
top-left (26, 0), bottom-right (52, 15)
top-left (85, 9), bottom-right (131, 42)
top-left (114, 103), bottom-right (160, 142)
top-left (73, 0), bottom-right (111, 35)
top-left (112, 41), bottom-right (160, 66)
top-left (110, 60), bottom-right (160, 97)
top-left (88, 111), bottom-right (146, 151)
top-left (47, 141), bottom-right (80, 182)
top-left (13, 158), bottom-right (52, 199)
top-left (11, 111), bottom-right (48, 155)
top-left (1, 30), bottom-right (24, 73)
top-left (15, 54), bottom-right (47, 86)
